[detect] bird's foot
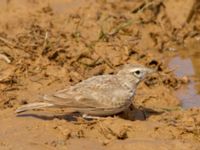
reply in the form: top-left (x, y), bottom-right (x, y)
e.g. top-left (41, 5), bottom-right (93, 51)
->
top-left (82, 114), bottom-right (103, 120)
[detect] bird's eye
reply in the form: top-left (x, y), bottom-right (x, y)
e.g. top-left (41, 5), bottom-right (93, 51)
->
top-left (134, 70), bottom-right (141, 75)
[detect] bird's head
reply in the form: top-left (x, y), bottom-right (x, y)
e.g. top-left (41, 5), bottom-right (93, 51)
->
top-left (117, 64), bottom-right (154, 84)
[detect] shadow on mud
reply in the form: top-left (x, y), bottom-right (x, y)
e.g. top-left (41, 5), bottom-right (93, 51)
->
top-left (16, 105), bottom-right (163, 122)
top-left (119, 105), bottom-right (164, 121)
top-left (16, 112), bottom-right (79, 121)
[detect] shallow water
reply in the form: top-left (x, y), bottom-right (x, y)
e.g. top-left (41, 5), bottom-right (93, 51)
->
top-left (169, 40), bottom-right (200, 108)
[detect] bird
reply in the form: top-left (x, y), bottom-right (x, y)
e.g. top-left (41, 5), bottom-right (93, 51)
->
top-left (16, 64), bottom-right (153, 119)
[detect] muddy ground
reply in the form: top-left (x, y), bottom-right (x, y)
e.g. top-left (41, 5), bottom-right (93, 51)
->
top-left (0, 0), bottom-right (200, 150)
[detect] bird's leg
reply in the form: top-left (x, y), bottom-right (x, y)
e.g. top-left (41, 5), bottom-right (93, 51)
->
top-left (82, 114), bottom-right (103, 120)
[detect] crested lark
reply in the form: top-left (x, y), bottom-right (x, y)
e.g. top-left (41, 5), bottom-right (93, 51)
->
top-left (16, 64), bottom-right (153, 118)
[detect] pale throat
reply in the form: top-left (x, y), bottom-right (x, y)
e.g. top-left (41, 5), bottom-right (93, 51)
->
top-left (117, 74), bottom-right (140, 91)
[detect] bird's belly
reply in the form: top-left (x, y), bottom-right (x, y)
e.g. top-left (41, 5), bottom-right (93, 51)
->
top-left (79, 102), bottom-right (131, 116)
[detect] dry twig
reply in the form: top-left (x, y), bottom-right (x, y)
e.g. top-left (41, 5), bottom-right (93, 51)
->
top-left (0, 53), bottom-right (11, 63)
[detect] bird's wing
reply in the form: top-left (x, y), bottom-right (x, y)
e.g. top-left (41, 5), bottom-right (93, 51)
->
top-left (43, 75), bottom-right (128, 109)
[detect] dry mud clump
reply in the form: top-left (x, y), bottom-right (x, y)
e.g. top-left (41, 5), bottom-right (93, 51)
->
top-left (0, 0), bottom-right (200, 150)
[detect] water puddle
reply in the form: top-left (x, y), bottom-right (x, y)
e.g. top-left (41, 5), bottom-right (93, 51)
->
top-left (169, 40), bottom-right (200, 108)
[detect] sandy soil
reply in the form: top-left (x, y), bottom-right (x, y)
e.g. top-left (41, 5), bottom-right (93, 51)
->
top-left (0, 0), bottom-right (200, 149)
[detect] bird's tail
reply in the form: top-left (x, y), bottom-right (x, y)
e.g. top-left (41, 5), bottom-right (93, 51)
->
top-left (15, 102), bottom-right (54, 113)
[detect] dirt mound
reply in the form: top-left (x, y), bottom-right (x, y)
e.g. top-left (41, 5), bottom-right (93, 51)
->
top-left (0, 0), bottom-right (200, 149)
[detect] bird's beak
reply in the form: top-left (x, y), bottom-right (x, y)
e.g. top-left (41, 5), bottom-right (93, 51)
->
top-left (146, 68), bottom-right (155, 74)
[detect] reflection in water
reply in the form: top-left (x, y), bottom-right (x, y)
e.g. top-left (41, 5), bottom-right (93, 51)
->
top-left (169, 41), bottom-right (200, 108)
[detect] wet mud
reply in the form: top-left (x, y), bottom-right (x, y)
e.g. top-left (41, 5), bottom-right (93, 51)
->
top-left (0, 0), bottom-right (200, 149)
